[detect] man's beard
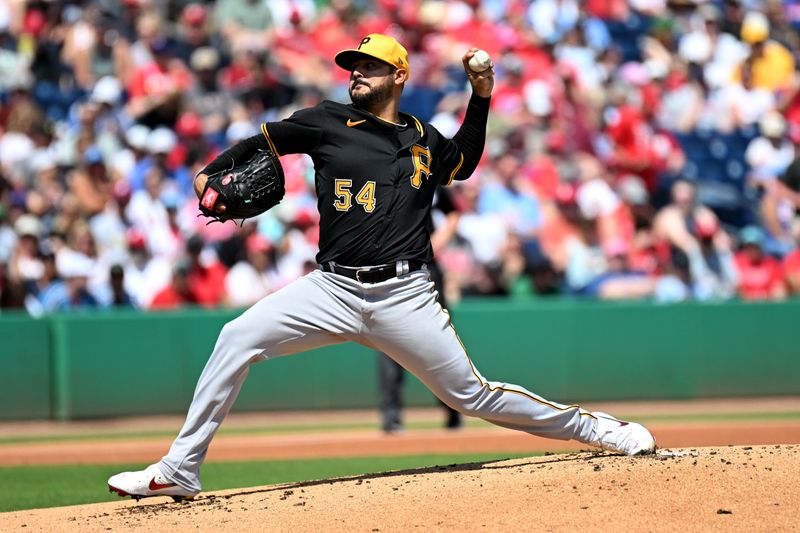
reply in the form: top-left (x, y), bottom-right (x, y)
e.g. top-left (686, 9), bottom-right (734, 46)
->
top-left (349, 79), bottom-right (393, 109)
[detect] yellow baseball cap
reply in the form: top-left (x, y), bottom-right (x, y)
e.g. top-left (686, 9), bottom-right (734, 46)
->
top-left (741, 11), bottom-right (769, 44)
top-left (335, 34), bottom-right (410, 78)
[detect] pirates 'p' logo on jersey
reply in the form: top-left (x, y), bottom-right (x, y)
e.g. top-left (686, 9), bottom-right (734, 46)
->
top-left (410, 145), bottom-right (431, 189)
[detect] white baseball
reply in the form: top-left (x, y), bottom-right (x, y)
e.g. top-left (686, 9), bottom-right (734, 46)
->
top-left (468, 50), bottom-right (492, 73)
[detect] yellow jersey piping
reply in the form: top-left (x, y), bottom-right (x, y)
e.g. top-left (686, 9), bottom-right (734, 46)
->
top-left (411, 116), bottom-right (424, 136)
top-left (261, 123), bottom-right (281, 156)
top-left (446, 153), bottom-right (464, 186)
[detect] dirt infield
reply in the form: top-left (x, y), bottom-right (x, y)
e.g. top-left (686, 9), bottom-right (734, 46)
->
top-left (2, 446), bottom-right (798, 532)
top-left (1, 398), bottom-right (799, 531)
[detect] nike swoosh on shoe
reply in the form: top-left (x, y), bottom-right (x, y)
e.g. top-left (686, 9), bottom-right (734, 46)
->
top-left (149, 478), bottom-right (178, 491)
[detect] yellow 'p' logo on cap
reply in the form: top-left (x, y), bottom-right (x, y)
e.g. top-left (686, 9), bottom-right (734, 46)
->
top-left (335, 34), bottom-right (410, 79)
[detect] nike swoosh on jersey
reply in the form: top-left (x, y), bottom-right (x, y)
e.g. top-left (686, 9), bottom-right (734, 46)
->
top-left (149, 477), bottom-right (178, 491)
top-left (346, 119), bottom-right (366, 127)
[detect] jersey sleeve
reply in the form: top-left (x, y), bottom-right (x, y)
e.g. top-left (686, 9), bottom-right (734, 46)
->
top-left (262, 106), bottom-right (324, 157)
top-left (199, 134), bottom-right (269, 176)
top-left (200, 105), bottom-right (326, 176)
top-left (434, 186), bottom-right (458, 215)
top-left (432, 94), bottom-right (490, 186)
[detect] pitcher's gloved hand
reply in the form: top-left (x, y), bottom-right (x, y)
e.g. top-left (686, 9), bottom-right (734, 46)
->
top-left (197, 149), bottom-right (285, 223)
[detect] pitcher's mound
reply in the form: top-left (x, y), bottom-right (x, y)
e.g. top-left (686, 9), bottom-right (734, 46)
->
top-left (3, 445), bottom-right (798, 532)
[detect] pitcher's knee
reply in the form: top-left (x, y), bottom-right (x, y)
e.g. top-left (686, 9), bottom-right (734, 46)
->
top-left (217, 320), bottom-right (241, 347)
top-left (213, 319), bottom-right (263, 362)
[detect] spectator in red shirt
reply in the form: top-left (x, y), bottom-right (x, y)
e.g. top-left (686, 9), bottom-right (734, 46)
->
top-left (489, 55), bottom-right (529, 118)
top-left (185, 235), bottom-right (228, 307)
top-left (605, 96), bottom-right (684, 193)
top-left (173, 3), bottom-right (216, 65)
top-left (734, 226), bottom-right (787, 300)
top-left (126, 39), bottom-right (193, 127)
top-left (150, 262), bottom-right (196, 310)
top-left (585, 0), bottom-right (628, 20)
top-left (169, 112), bottom-right (218, 173)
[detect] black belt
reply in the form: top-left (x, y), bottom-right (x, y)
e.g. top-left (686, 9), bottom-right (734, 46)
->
top-left (321, 260), bottom-right (425, 283)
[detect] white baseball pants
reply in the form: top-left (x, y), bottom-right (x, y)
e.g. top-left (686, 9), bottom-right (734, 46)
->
top-left (159, 269), bottom-right (599, 492)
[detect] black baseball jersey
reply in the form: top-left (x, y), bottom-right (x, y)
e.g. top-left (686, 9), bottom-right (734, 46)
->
top-left (203, 94), bottom-right (489, 266)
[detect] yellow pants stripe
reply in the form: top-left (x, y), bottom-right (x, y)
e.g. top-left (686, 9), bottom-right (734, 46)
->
top-left (437, 302), bottom-right (595, 419)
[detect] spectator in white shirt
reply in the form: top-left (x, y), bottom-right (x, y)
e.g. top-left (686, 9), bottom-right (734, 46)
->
top-left (710, 61), bottom-right (775, 132)
top-left (122, 230), bottom-right (172, 308)
top-left (224, 234), bottom-right (280, 308)
top-left (125, 167), bottom-right (181, 259)
top-left (745, 111), bottom-right (795, 188)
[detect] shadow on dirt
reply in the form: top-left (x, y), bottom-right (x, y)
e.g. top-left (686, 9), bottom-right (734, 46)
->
top-left (117, 450), bottom-right (627, 516)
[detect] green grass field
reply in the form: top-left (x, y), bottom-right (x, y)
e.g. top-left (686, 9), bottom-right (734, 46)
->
top-left (0, 453), bottom-right (533, 513)
top-left (1, 411), bottom-right (798, 446)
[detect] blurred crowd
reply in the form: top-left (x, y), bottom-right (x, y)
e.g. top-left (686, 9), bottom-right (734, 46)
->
top-left (2, 0), bottom-right (800, 315)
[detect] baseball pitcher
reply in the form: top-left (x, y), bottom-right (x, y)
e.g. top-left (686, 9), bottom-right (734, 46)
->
top-left (108, 34), bottom-right (655, 501)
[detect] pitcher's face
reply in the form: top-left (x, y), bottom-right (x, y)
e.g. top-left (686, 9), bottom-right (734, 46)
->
top-left (349, 59), bottom-right (395, 108)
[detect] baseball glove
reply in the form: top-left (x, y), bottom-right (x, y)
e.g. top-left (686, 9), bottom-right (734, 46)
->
top-left (198, 149), bottom-right (285, 223)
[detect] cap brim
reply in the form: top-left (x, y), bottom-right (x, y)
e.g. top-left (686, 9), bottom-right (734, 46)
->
top-left (335, 49), bottom-right (394, 72)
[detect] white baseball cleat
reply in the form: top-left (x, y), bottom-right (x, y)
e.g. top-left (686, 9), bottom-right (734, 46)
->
top-left (590, 412), bottom-right (656, 456)
top-left (108, 464), bottom-right (197, 502)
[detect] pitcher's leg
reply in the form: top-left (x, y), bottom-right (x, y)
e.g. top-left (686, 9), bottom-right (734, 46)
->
top-left (367, 274), bottom-right (597, 444)
top-left (159, 271), bottom-right (360, 491)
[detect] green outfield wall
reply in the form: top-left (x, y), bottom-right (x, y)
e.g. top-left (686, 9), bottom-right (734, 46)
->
top-left (0, 315), bottom-right (51, 419)
top-left (1, 300), bottom-right (799, 420)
